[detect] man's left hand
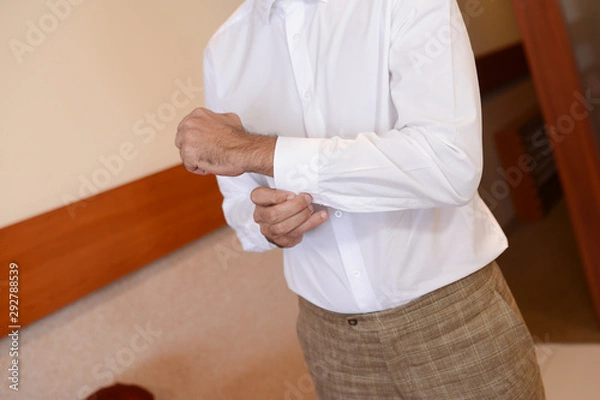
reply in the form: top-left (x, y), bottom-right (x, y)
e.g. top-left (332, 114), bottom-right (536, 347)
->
top-left (175, 108), bottom-right (276, 177)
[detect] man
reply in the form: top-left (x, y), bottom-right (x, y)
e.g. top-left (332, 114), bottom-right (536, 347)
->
top-left (175, 0), bottom-right (546, 398)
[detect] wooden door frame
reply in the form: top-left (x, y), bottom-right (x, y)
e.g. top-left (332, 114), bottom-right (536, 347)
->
top-left (510, 0), bottom-right (600, 321)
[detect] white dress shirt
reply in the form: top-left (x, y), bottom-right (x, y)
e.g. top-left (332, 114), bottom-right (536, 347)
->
top-left (206, 0), bottom-right (509, 314)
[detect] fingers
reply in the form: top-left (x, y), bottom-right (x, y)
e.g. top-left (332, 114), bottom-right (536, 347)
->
top-left (179, 146), bottom-right (199, 173)
top-left (264, 210), bottom-right (329, 248)
top-left (250, 187), bottom-right (328, 248)
top-left (291, 209), bottom-right (328, 236)
top-left (224, 112), bottom-right (242, 126)
top-left (254, 193), bottom-right (315, 225)
top-left (175, 108), bottom-right (215, 148)
top-left (174, 129), bottom-right (183, 149)
top-left (263, 204), bottom-right (314, 237)
top-left (251, 187), bottom-right (296, 206)
top-left (192, 168), bottom-right (209, 175)
top-left (175, 108), bottom-right (242, 150)
top-left (266, 206), bottom-right (328, 238)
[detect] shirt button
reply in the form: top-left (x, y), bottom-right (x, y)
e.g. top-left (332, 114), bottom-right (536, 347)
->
top-left (334, 210), bottom-right (343, 219)
top-left (303, 90), bottom-right (311, 99)
top-left (354, 270), bottom-right (361, 277)
top-left (293, 33), bottom-right (300, 40)
top-left (348, 319), bottom-right (358, 326)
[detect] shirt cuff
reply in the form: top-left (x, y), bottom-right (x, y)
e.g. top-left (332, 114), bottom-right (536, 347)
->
top-left (239, 219), bottom-right (280, 252)
top-left (273, 136), bottom-right (323, 195)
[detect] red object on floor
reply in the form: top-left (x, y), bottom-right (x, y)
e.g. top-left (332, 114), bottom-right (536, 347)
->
top-left (86, 383), bottom-right (154, 400)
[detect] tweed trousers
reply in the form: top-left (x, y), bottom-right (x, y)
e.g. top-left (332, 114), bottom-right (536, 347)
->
top-left (296, 261), bottom-right (546, 399)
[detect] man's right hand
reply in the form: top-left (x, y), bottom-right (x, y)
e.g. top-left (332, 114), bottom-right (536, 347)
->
top-left (251, 187), bottom-right (328, 249)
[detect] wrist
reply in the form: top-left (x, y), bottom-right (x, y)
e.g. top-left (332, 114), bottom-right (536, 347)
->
top-left (242, 133), bottom-right (277, 177)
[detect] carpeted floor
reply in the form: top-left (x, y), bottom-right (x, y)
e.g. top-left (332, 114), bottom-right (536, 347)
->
top-left (498, 200), bottom-right (600, 343)
top-left (1, 199), bottom-right (598, 399)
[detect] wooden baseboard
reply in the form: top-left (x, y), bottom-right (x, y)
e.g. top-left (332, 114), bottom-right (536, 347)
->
top-left (0, 166), bottom-right (226, 336)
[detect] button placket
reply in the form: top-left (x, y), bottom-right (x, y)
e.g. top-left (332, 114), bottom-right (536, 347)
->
top-left (329, 213), bottom-right (382, 312)
top-left (283, 4), bottom-right (326, 138)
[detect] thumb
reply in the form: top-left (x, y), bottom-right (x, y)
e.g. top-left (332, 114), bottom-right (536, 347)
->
top-left (251, 187), bottom-right (296, 206)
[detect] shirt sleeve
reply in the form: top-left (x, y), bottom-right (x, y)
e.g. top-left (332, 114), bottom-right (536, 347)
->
top-left (216, 174), bottom-right (278, 252)
top-left (273, 0), bottom-right (484, 213)
top-left (204, 48), bottom-right (277, 252)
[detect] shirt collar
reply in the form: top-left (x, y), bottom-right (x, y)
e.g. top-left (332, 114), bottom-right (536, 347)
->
top-left (253, 0), bottom-right (329, 25)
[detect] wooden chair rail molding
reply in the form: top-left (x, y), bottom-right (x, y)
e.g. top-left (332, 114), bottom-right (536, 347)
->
top-left (0, 166), bottom-right (226, 336)
top-left (510, 0), bottom-right (600, 321)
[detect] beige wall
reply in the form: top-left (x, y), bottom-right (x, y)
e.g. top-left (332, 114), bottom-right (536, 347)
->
top-left (0, 0), bottom-right (244, 228)
top-left (457, 0), bottom-right (522, 56)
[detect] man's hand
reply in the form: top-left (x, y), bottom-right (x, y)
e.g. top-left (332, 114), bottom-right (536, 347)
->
top-left (252, 187), bottom-right (328, 249)
top-left (175, 108), bottom-right (277, 176)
